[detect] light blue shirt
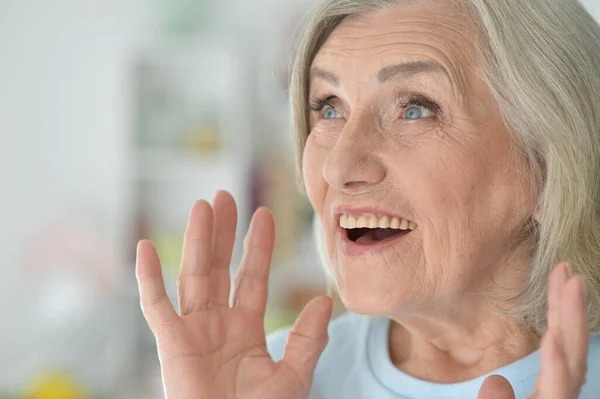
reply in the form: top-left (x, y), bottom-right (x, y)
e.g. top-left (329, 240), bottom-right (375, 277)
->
top-left (267, 312), bottom-right (600, 399)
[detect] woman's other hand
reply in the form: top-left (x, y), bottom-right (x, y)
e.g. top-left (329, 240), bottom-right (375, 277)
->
top-left (477, 262), bottom-right (589, 399)
top-left (135, 191), bottom-right (332, 399)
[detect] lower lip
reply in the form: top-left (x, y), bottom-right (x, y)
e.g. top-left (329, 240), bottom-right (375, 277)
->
top-left (335, 226), bottom-right (413, 257)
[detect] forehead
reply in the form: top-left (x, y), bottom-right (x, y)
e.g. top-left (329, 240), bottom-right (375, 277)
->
top-left (312, 1), bottom-right (476, 96)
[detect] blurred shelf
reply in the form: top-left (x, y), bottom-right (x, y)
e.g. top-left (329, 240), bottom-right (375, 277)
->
top-left (128, 147), bottom-right (250, 183)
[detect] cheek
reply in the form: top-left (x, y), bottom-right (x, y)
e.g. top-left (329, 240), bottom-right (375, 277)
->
top-left (414, 138), bottom-right (524, 257)
top-left (302, 136), bottom-right (329, 216)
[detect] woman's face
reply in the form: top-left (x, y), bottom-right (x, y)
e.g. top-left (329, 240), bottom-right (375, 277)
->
top-left (303, 0), bottom-right (534, 316)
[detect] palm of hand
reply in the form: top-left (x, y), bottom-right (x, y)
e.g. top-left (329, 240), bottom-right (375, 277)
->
top-left (136, 191), bottom-right (332, 399)
top-left (155, 308), bottom-right (284, 399)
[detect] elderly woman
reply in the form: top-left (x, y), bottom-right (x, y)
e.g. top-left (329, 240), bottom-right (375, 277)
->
top-left (135, 0), bottom-right (600, 398)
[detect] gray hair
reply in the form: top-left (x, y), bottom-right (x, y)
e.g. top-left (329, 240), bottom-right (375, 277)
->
top-left (290, 0), bottom-right (600, 334)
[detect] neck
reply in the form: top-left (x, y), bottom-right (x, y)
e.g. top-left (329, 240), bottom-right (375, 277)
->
top-left (387, 297), bottom-right (541, 383)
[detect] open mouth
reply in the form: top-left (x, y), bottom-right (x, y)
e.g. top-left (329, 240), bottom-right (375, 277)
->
top-left (347, 227), bottom-right (412, 245)
top-left (340, 214), bottom-right (416, 246)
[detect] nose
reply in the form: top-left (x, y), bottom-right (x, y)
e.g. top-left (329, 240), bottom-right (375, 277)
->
top-left (322, 129), bottom-right (387, 194)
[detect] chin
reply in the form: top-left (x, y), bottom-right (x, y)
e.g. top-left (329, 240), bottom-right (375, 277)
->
top-left (334, 275), bottom-right (412, 316)
top-left (329, 250), bottom-right (421, 316)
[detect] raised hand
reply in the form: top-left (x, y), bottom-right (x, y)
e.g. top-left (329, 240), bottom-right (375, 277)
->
top-left (135, 191), bottom-right (333, 399)
top-left (477, 262), bottom-right (589, 399)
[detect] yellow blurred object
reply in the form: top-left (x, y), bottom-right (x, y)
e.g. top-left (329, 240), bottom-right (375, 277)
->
top-left (25, 371), bottom-right (89, 399)
top-left (183, 123), bottom-right (222, 155)
top-left (153, 232), bottom-right (184, 272)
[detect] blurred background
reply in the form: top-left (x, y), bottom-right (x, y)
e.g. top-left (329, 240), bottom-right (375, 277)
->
top-left (1, 0), bottom-right (599, 398)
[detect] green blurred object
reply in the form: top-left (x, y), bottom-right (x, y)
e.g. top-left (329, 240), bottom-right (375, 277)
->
top-left (264, 308), bottom-right (299, 335)
top-left (153, 232), bottom-right (184, 272)
top-left (156, 0), bottom-right (213, 34)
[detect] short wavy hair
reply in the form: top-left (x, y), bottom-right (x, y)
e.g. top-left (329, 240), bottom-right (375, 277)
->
top-left (290, 0), bottom-right (600, 334)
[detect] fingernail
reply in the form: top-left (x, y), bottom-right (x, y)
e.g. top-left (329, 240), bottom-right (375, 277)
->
top-left (565, 262), bottom-right (573, 279)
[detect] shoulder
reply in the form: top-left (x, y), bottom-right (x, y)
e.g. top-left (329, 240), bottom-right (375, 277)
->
top-left (580, 334), bottom-right (600, 398)
top-left (309, 312), bottom-right (377, 397)
top-left (267, 312), bottom-right (380, 398)
top-left (266, 311), bottom-right (373, 363)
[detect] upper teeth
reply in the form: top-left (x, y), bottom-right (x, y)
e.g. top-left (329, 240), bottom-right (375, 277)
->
top-left (340, 214), bottom-right (416, 230)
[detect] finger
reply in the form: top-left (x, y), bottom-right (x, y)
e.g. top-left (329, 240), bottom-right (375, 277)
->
top-left (476, 375), bottom-right (515, 399)
top-left (231, 207), bottom-right (275, 317)
top-left (136, 240), bottom-right (178, 329)
top-left (178, 200), bottom-right (214, 316)
top-left (282, 296), bottom-right (333, 388)
top-left (547, 262), bottom-right (570, 332)
top-left (540, 328), bottom-right (570, 399)
top-left (210, 190), bottom-right (237, 307)
top-left (560, 275), bottom-right (589, 389)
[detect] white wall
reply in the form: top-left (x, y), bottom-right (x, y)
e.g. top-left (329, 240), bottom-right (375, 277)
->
top-left (0, 0), bottom-right (154, 283)
top-left (0, 0), bottom-right (156, 391)
top-left (582, 0), bottom-right (600, 20)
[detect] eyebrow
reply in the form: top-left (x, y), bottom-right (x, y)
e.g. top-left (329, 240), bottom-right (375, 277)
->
top-left (378, 60), bottom-right (450, 82)
top-left (309, 60), bottom-right (451, 87)
top-left (309, 67), bottom-right (340, 86)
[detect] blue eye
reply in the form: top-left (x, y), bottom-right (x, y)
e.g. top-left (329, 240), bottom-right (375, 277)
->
top-left (405, 106), bottom-right (423, 119)
top-left (323, 106), bottom-right (342, 119)
top-left (404, 103), bottom-right (436, 120)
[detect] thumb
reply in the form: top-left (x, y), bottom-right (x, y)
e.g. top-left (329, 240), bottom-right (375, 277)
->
top-left (282, 296), bottom-right (333, 384)
top-left (477, 375), bottom-right (516, 399)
